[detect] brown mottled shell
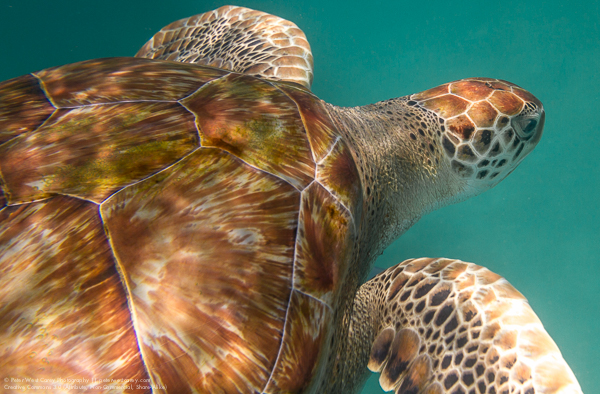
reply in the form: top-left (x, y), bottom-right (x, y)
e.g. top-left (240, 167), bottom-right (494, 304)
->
top-left (0, 57), bottom-right (362, 392)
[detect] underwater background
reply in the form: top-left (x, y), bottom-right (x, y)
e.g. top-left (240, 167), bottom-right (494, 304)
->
top-left (0, 1), bottom-right (597, 393)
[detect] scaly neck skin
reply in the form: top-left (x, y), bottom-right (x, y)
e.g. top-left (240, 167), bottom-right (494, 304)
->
top-left (324, 99), bottom-right (467, 393)
top-left (321, 99), bottom-right (465, 392)
top-left (324, 99), bottom-right (466, 263)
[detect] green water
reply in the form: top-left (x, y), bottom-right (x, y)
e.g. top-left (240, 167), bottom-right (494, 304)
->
top-left (0, 1), bottom-right (597, 393)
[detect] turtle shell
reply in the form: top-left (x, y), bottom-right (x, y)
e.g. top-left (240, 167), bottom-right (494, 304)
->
top-left (0, 57), bottom-right (363, 392)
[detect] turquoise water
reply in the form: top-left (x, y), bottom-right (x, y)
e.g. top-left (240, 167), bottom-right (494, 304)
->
top-left (1, 1), bottom-right (597, 393)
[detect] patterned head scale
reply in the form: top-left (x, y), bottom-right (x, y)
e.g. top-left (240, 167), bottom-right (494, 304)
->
top-left (412, 78), bottom-right (544, 194)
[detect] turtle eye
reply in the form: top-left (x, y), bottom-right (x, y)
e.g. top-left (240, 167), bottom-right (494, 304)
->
top-left (522, 119), bottom-right (537, 133)
top-left (514, 117), bottom-right (538, 139)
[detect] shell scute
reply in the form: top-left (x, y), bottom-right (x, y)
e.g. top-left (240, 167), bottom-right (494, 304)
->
top-left (0, 73), bottom-right (55, 144)
top-left (0, 102), bottom-right (198, 204)
top-left (100, 147), bottom-right (299, 393)
top-left (181, 73), bottom-right (315, 190)
top-left (35, 57), bottom-right (227, 106)
top-left (276, 84), bottom-right (362, 217)
top-left (264, 290), bottom-right (332, 393)
top-left (317, 138), bottom-right (362, 219)
top-left (0, 196), bottom-right (148, 383)
top-left (276, 84), bottom-right (338, 163)
top-left (293, 182), bottom-right (355, 305)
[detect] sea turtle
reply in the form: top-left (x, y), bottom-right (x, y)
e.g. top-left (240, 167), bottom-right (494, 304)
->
top-left (0, 5), bottom-right (581, 394)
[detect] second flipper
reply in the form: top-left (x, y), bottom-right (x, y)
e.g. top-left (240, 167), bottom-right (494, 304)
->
top-left (349, 258), bottom-right (581, 394)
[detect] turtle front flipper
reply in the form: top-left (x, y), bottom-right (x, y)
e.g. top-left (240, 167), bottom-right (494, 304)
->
top-left (347, 258), bottom-right (582, 394)
top-left (136, 6), bottom-right (314, 89)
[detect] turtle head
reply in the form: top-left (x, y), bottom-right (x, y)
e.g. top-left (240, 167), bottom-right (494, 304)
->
top-left (323, 78), bottom-right (544, 249)
top-left (411, 78), bottom-right (544, 200)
